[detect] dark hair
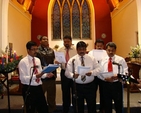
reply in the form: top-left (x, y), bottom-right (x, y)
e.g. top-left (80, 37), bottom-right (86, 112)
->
top-left (37, 35), bottom-right (47, 41)
top-left (26, 41), bottom-right (37, 50)
top-left (63, 35), bottom-right (72, 41)
top-left (76, 41), bottom-right (87, 49)
top-left (40, 36), bottom-right (48, 41)
top-left (95, 39), bottom-right (104, 45)
top-left (39, 36), bottom-right (43, 41)
top-left (106, 42), bottom-right (117, 49)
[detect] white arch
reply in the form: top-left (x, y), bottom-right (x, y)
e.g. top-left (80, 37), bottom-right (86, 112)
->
top-left (48, 0), bottom-right (95, 51)
top-left (136, 0), bottom-right (141, 44)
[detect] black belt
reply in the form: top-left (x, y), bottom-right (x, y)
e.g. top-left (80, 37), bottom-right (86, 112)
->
top-left (22, 84), bottom-right (41, 87)
top-left (104, 81), bottom-right (120, 84)
top-left (76, 81), bottom-right (93, 85)
top-left (41, 77), bottom-right (55, 81)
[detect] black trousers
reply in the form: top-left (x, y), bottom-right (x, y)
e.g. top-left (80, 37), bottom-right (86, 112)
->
top-left (93, 76), bottom-right (105, 111)
top-left (22, 84), bottom-right (48, 113)
top-left (76, 81), bottom-right (96, 113)
top-left (60, 69), bottom-right (74, 113)
top-left (103, 81), bottom-right (123, 113)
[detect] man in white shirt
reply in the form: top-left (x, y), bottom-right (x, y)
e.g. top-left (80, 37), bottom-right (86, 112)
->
top-left (100, 42), bottom-right (128, 113)
top-left (55, 36), bottom-right (77, 113)
top-left (19, 41), bottom-right (54, 113)
top-left (88, 39), bottom-right (107, 113)
top-left (65, 41), bottom-right (101, 113)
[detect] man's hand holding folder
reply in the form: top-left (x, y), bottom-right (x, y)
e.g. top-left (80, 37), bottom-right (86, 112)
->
top-left (42, 64), bottom-right (59, 73)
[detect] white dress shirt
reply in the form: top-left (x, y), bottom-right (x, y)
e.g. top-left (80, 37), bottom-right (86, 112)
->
top-left (65, 54), bottom-right (101, 84)
top-left (18, 55), bottom-right (47, 86)
top-left (98, 55), bottom-right (128, 81)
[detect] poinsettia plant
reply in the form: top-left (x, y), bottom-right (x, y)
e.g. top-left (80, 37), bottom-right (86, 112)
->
top-left (0, 54), bottom-right (22, 73)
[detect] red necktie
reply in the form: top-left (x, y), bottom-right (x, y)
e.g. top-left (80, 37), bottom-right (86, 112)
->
top-left (65, 49), bottom-right (69, 67)
top-left (108, 57), bottom-right (113, 72)
top-left (33, 58), bottom-right (40, 83)
top-left (65, 49), bottom-right (69, 63)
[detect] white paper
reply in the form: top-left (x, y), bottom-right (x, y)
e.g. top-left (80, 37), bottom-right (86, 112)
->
top-left (55, 51), bottom-right (66, 63)
top-left (92, 50), bottom-right (106, 61)
top-left (100, 72), bottom-right (114, 79)
top-left (77, 66), bottom-right (91, 75)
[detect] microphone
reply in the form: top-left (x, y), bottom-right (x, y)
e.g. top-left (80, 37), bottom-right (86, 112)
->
top-left (118, 74), bottom-right (139, 84)
top-left (112, 61), bottom-right (122, 66)
top-left (129, 75), bottom-right (139, 84)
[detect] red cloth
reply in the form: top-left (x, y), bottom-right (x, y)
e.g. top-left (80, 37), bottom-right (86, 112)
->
top-left (33, 58), bottom-right (40, 83)
top-left (65, 49), bottom-right (69, 63)
top-left (65, 49), bottom-right (69, 67)
top-left (108, 57), bottom-right (113, 72)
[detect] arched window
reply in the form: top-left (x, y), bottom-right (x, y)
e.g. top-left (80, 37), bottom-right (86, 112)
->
top-left (51, 0), bottom-right (93, 40)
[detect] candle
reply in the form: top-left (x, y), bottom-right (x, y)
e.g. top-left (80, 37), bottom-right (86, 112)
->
top-left (4, 45), bottom-right (9, 63)
top-left (14, 51), bottom-right (17, 60)
top-left (6, 53), bottom-right (8, 63)
top-left (2, 54), bottom-right (4, 69)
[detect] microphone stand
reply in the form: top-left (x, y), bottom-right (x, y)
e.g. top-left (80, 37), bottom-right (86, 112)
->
top-left (117, 64), bottom-right (130, 113)
top-left (126, 69), bottom-right (133, 113)
top-left (21, 67), bottom-right (35, 113)
top-left (117, 65), bottom-right (120, 75)
top-left (72, 59), bottom-right (78, 113)
top-left (114, 63), bottom-right (125, 113)
top-left (118, 65), bottom-right (124, 113)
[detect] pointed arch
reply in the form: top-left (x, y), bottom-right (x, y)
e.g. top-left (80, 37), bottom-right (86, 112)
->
top-left (48, 0), bottom-right (95, 40)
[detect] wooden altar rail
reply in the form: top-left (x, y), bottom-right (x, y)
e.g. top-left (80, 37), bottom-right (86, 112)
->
top-left (127, 62), bottom-right (141, 93)
top-left (0, 73), bottom-right (11, 113)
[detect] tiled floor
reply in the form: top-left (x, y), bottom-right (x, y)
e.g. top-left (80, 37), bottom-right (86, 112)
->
top-left (0, 84), bottom-right (141, 113)
top-left (1, 72), bottom-right (141, 113)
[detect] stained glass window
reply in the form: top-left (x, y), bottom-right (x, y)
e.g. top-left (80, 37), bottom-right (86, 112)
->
top-left (52, 0), bottom-right (91, 40)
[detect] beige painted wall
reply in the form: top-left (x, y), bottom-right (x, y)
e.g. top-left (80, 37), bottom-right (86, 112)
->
top-left (112, 0), bottom-right (138, 58)
top-left (0, 1), bottom-right (2, 48)
top-left (8, 1), bottom-right (31, 57)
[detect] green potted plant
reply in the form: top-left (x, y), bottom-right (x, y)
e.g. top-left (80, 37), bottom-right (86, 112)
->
top-left (129, 45), bottom-right (141, 62)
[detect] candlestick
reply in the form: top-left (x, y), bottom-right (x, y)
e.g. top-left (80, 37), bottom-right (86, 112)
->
top-left (6, 55), bottom-right (8, 63)
top-left (6, 51), bottom-right (8, 63)
top-left (14, 51), bottom-right (17, 60)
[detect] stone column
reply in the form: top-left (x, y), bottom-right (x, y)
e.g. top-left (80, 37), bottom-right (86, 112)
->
top-left (0, 0), bottom-right (9, 52)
